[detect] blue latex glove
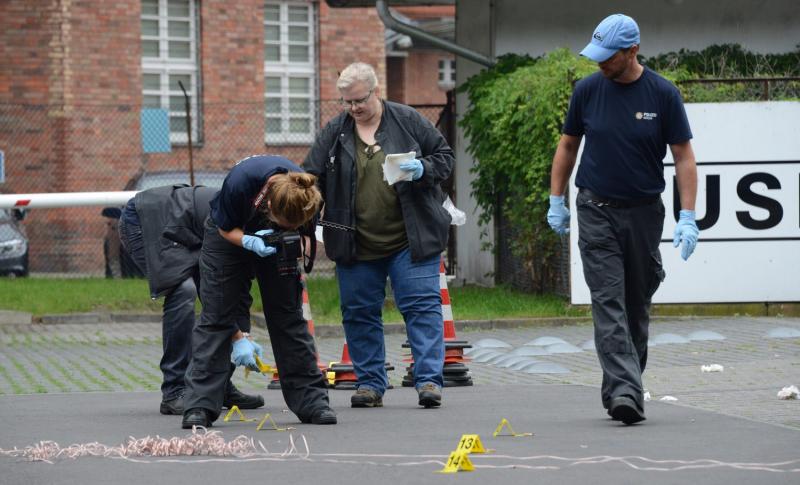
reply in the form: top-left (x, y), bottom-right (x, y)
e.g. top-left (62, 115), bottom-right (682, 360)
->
top-left (241, 229), bottom-right (276, 257)
top-left (547, 195), bottom-right (570, 235)
top-left (398, 159), bottom-right (424, 181)
top-left (673, 209), bottom-right (699, 261)
top-left (231, 337), bottom-right (263, 370)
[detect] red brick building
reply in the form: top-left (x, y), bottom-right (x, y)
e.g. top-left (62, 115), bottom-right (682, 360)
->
top-left (0, 0), bottom-right (393, 274)
top-left (385, 6), bottom-right (455, 106)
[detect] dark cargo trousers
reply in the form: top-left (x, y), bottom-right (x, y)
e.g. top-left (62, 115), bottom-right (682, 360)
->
top-left (576, 190), bottom-right (666, 413)
top-left (182, 218), bottom-right (330, 423)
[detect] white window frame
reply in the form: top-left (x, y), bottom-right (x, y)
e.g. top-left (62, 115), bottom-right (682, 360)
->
top-left (438, 58), bottom-right (456, 89)
top-left (141, 0), bottom-right (201, 144)
top-left (264, 1), bottom-right (318, 145)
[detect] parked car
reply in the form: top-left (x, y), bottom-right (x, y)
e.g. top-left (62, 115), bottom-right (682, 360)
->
top-left (0, 208), bottom-right (29, 277)
top-left (103, 170), bottom-right (227, 278)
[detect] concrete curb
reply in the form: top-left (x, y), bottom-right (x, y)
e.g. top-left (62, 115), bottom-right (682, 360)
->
top-left (0, 310), bottom-right (32, 325)
top-left (37, 312), bottom-right (162, 324)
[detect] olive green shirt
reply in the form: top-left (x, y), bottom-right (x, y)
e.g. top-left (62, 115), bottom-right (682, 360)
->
top-left (354, 132), bottom-right (408, 260)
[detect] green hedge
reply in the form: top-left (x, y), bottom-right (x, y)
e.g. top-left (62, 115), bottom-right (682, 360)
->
top-left (459, 49), bottom-right (595, 292)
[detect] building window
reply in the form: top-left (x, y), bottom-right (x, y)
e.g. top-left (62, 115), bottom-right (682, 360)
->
top-left (141, 0), bottom-right (200, 144)
top-left (438, 58), bottom-right (455, 89)
top-left (264, 1), bottom-right (317, 145)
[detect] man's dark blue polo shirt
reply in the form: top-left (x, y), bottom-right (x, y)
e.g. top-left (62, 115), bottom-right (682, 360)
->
top-left (563, 67), bottom-right (692, 199)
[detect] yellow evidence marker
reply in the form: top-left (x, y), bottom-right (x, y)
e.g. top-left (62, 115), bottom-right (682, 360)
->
top-left (244, 355), bottom-right (275, 379)
top-left (493, 418), bottom-right (533, 437)
top-left (438, 450), bottom-right (475, 473)
top-left (456, 434), bottom-right (490, 453)
top-left (223, 405), bottom-right (255, 422)
top-left (256, 413), bottom-right (296, 432)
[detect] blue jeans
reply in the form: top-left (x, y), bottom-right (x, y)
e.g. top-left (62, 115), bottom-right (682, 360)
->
top-left (336, 248), bottom-right (444, 394)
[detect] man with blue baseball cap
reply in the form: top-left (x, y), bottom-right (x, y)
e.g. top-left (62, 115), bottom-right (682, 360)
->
top-left (579, 13), bottom-right (641, 63)
top-left (547, 14), bottom-right (699, 425)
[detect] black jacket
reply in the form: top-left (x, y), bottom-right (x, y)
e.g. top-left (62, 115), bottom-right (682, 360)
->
top-left (134, 184), bottom-right (217, 298)
top-left (304, 100), bottom-right (454, 263)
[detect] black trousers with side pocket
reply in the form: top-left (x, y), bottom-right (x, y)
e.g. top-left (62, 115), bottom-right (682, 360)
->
top-left (576, 190), bottom-right (666, 413)
top-left (182, 217), bottom-right (330, 423)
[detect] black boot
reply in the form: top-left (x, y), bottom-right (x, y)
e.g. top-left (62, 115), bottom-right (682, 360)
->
top-left (160, 394), bottom-right (184, 415)
top-left (182, 408), bottom-right (212, 429)
top-left (223, 383), bottom-right (265, 409)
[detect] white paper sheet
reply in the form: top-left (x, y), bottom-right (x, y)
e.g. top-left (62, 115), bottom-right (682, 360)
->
top-left (382, 151), bottom-right (416, 185)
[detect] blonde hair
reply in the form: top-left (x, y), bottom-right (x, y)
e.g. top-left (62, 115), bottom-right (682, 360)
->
top-left (336, 62), bottom-right (378, 91)
top-left (267, 172), bottom-right (321, 228)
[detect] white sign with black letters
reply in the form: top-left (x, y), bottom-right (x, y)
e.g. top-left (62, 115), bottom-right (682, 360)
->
top-left (570, 101), bottom-right (800, 303)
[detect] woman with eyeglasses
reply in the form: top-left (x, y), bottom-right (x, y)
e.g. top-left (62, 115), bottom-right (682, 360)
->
top-left (305, 62), bottom-right (455, 410)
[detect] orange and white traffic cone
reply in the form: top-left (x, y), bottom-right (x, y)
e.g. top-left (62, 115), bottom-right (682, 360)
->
top-left (329, 342), bottom-right (358, 390)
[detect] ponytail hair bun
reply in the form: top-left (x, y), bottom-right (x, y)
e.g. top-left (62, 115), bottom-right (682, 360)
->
top-left (267, 172), bottom-right (322, 227)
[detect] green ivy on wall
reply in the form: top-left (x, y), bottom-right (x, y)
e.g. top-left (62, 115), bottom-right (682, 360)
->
top-left (458, 49), bottom-right (595, 291)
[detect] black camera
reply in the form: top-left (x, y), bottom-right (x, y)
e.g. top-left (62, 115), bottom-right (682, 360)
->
top-left (258, 230), bottom-right (302, 275)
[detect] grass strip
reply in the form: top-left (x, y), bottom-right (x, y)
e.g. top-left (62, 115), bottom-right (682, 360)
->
top-left (0, 277), bottom-right (586, 322)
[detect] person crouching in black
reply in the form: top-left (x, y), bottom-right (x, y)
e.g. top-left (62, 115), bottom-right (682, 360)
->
top-left (182, 155), bottom-right (336, 428)
top-left (118, 184), bottom-right (264, 416)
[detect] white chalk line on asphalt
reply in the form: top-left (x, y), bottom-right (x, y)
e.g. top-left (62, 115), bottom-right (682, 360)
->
top-left (2, 431), bottom-right (799, 473)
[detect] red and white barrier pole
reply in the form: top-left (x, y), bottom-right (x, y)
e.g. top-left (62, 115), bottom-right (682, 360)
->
top-left (0, 191), bottom-right (138, 209)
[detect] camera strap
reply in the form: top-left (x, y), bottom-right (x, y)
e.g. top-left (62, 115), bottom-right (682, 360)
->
top-left (301, 221), bottom-right (316, 274)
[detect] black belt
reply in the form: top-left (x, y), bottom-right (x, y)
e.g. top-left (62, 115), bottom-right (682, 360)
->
top-left (579, 188), bottom-right (660, 208)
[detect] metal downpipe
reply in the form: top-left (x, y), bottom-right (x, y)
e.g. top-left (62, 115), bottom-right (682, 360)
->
top-left (375, 0), bottom-right (494, 67)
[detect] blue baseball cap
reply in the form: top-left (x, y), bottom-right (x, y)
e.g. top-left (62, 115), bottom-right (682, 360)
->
top-left (580, 14), bottom-right (640, 62)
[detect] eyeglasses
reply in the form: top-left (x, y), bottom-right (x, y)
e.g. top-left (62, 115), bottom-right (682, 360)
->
top-left (339, 89), bottom-right (373, 108)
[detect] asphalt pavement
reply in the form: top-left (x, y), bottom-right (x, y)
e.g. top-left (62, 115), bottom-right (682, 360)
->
top-left (0, 316), bottom-right (798, 484)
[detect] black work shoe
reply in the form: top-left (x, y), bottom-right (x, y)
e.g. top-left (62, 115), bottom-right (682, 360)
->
top-left (311, 408), bottom-right (338, 425)
top-left (223, 385), bottom-right (265, 410)
top-left (160, 395), bottom-right (184, 415)
top-left (609, 396), bottom-right (645, 425)
top-left (182, 408), bottom-right (212, 429)
top-left (351, 388), bottom-right (383, 408)
top-left (417, 383), bottom-right (442, 408)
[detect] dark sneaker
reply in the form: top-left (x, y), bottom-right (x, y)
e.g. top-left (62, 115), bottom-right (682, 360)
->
top-left (311, 408), bottom-right (338, 425)
top-left (160, 395), bottom-right (184, 415)
top-left (223, 385), bottom-right (265, 409)
top-left (417, 383), bottom-right (442, 408)
top-left (609, 396), bottom-right (646, 425)
top-left (182, 408), bottom-right (212, 429)
top-left (351, 388), bottom-right (383, 408)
